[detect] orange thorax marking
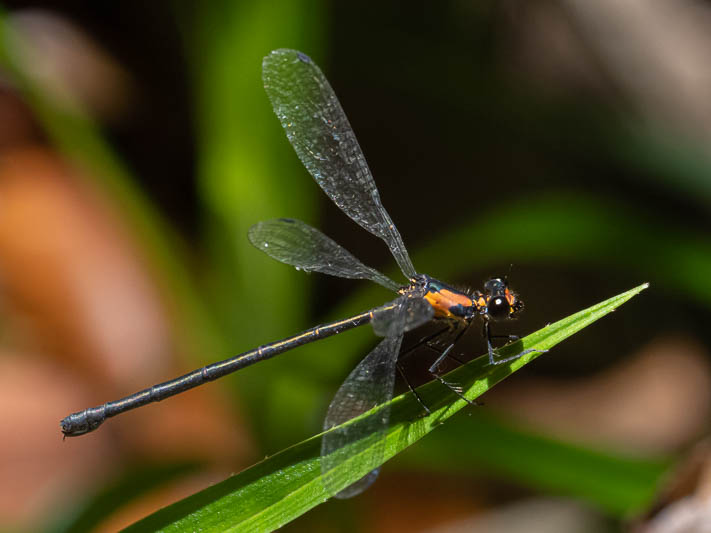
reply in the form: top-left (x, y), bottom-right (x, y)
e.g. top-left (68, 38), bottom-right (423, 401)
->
top-left (424, 288), bottom-right (474, 318)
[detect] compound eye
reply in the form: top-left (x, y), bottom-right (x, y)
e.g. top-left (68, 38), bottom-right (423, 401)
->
top-left (484, 278), bottom-right (506, 295)
top-left (487, 296), bottom-right (511, 319)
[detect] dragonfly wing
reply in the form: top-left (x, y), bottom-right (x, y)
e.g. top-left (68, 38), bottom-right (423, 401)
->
top-left (320, 295), bottom-right (433, 497)
top-left (321, 333), bottom-right (403, 498)
top-left (321, 295), bottom-right (423, 498)
top-left (263, 49), bottom-right (416, 280)
top-left (372, 295), bottom-right (434, 337)
top-left (248, 218), bottom-right (399, 292)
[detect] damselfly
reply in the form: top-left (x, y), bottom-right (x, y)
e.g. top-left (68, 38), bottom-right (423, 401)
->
top-left (60, 49), bottom-right (536, 498)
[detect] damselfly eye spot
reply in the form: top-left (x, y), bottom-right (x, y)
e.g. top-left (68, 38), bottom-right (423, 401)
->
top-left (487, 297), bottom-right (511, 320)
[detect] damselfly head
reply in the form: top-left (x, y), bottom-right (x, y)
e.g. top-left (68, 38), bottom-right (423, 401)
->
top-left (483, 277), bottom-right (523, 320)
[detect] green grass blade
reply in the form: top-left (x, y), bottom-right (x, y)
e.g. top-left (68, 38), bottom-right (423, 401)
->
top-left (123, 283), bottom-right (648, 532)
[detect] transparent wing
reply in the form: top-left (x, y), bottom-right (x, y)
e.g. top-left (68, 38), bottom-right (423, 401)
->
top-left (321, 296), bottom-right (430, 498)
top-left (321, 334), bottom-right (402, 498)
top-left (248, 218), bottom-right (400, 292)
top-left (372, 295), bottom-right (434, 337)
top-left (262, 49), bottom-right (417, 280)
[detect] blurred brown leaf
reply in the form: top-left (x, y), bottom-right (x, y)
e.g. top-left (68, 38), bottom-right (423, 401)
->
top-left (634, 440), bottom-right (711, 533)
top-left (7, 9), bottom-right (135, 122)
top-left (0, 147), bottom-right (172, 381)
top-left (0, 147), bottom-right (252, 527)
top-left (487, 336), bottom-right (711, 454)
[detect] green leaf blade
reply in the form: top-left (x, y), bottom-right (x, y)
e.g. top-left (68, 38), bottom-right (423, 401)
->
top-left (124, 283), bottom-right (648, 532)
